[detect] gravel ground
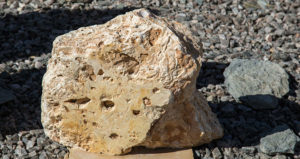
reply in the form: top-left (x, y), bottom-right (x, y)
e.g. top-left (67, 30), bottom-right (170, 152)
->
top-left (0, 0), bottom-right (299, 158)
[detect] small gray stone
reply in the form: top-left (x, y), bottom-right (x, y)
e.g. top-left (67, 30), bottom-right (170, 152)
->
top-left (224, 59), bottom-right (289, 110)
top-left (44, 0), bottom-right (55, 5)
top-left (39, 151), bottom-right (48, 159)
top-left (212, 147), bottom-right (222, 159)
top-left (58, 150), bottom-right (67, 158)
top-left (17, 140), bottom-right (24, 146)
top-left (260, 125), bottom-right (300, 155)
top-left (223, 148), bottom-right (234, 159)
top-left (196, 0), bottom-right (203, 6)
top-left (220, 96), bottom-right (229, 102)
top-left (0, 63), bottom-right (6, 72)
top-left (204, 148), bottom-right (212, 158)
top-left (232, 7), bottom-right (239, 15)
top-left (28, 150), bottom-right (37, 157)
top-left (175, 13), bottom-right (187, 22)
top-left (15, 147), bottom-right (27, 157)
top-left (26, 140), bottom-right (35, 149)
top-left (207, 95), bottom-right (214, 102)
top-left (6, 134), bottom-right (18, 141)
top-left (179, 0), bottom-right (186, 4)
top-left (34, 61), bottom-right (43, 69)
top-left (258, 152), bottom-right (272, 159)
top-left (194, 149), bottom-right (201, 157)
top-left (264, 26), bottom-right (273, 33)
top-left (2, 155), bottom-right (10, 159)
top-left (50, 143), bottom-right (59, 149)
top-left (241, 146), bottom-right (256, 155)
top-left (272, 155), bottom-right (287, 159)
top-left (37, 137), bottom-right (46, 146)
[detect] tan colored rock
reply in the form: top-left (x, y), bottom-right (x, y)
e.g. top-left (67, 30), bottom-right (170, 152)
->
top-left (65, 148), bottom-right (194, 159)
top-left (41, 8), bottom-right (223, 155)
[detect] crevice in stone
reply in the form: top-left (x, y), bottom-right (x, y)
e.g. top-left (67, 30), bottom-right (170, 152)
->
top-left (102, 100), bottom-right (115, 109)
top-left (64, 97), bottom-right (91, 105)
top-left (109, 133), bottom-right (118, 139)
top-left (132, 110), bottom-right (140, 115)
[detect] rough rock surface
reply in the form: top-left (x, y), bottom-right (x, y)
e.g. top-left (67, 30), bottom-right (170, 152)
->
top-left (41, 8), bottom-right (223, 155)
top-left (260, 125), bottom-right (300, 155)
top-left (224, 59), bottom-right (289, 109)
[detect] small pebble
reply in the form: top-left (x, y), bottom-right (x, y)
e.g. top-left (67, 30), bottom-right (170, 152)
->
top-left (212, 147), bottom-right (222, 159)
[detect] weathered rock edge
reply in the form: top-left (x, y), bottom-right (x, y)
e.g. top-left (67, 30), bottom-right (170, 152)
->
top-left (41, 8), bottom-right (223, 155)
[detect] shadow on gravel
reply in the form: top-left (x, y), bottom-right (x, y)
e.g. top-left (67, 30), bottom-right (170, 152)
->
top-left (0, 7), bottom-right (144, 63)
top-left (193, 94), bottom-right (300, 158)
top-left (0, 68), bottom-right (46, 135)
top-left (197, 62), bottom-right (228, 88)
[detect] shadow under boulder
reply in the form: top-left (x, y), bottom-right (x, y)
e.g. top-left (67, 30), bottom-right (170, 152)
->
top-left (239, 94), bottom-right (278, 110)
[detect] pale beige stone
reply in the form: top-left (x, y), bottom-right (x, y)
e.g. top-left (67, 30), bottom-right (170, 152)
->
top-left (41, 8), bottom-right (223, 155)
top-left (65, 148), bottom-right (194, 159)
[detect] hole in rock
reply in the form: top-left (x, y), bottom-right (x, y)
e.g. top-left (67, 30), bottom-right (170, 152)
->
top-left (97, 41), bottom-right (103, 47)
top-left (76, 97), bottom-right (91, 104)
top-left (143, 97), bottom-right (151, 106)
top-left (92, 122), bottom-right (97, 126)
top-left (103, 77), bottom-right (111, 81)
top-left (102, 100), bottom-right (114, 109)
top-left (132, 110), bottom-right (140, 115)
top-left (65, 97), bottom-right (91, 105)
top-left (63, 106), bottom-right (69, 112)
top-left (152, 87), bottom-right (160, 93)
top-left (89, 74), bottom-right (96, 81)
top-left (127, 68), bottom-right (134, 74)
top-left (109, 133), bottom-right (118, 139)
top-left (82, 65), bottom-right (96, 81)
top-left (98, 69), bottom-right (104, 75)
top-left (149, 29), bottom-right (161, 46)
top-left (65, 99), bottom-right (76, 103)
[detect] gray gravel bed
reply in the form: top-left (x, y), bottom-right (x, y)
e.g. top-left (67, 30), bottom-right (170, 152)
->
top-left (0, 0), bottom-right (299, 158)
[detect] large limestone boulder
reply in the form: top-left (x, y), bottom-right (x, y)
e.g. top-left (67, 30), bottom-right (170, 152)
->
top-left (41, 8), bottom-right (223, 155)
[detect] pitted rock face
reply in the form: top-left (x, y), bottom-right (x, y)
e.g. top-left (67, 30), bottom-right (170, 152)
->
top-left (41, 8), bottom-right (223, 155)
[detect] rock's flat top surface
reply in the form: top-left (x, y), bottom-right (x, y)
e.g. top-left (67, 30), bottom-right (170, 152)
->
top-left (41, 8), bottom-right (223, 155)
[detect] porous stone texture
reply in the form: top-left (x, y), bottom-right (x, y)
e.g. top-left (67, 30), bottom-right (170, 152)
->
top-left (224, 59), bottom-right (289, 109)
top-left (41, 8), bottom-right (223, 155)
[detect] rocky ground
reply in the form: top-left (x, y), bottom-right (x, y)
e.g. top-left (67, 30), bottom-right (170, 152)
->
top-left (0, 0), bottom-right (299, 158)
